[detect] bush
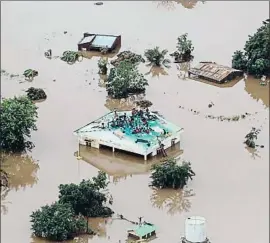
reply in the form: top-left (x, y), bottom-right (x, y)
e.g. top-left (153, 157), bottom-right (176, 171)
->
top-left (150, 158), bottom-right (195, 189)
top-left (232, 19), bottom-right (270, 77)
top-left (106, 60), bottom-right (148, 99)
top-left (244, 127), bottom-right (260, 148)
top-left (58, 171), bottom-right (114, 217)
top-left (30, 202), bottom-right (89, 241)
top-left (26, 87), bottom-right (47, 101)
top-left (144, 47), bottom-right (171, 67)
top-left (0, 96), bottom-right (38, 152)
top-left (111, 51), bottom-right (145, 67)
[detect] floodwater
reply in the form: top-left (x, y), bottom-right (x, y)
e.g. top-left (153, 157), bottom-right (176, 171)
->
top-left (1, 1), bottom-right (269, 243)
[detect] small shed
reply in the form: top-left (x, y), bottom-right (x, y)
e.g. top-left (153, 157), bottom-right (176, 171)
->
top-left (127, 223), bottom-right (157, 240)
top-left (188, 62), bottom-right (243, 83)
top-left (78, 33), bottom-right (121, 52)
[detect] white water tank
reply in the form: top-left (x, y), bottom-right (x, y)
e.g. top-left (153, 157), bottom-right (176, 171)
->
top-left (185, 216), bottom-right (207, 243)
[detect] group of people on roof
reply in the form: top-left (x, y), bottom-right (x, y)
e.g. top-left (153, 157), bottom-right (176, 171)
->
top-left (108, 108), bottom-right (157, 135)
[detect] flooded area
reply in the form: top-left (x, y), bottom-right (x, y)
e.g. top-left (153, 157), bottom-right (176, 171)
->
top-left (1, 1), bottom-right (269, 243)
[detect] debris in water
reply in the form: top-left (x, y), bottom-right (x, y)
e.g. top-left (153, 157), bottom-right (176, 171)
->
top-left (178, 104), bottom-right (260, 122)
top-left (10, 74), bottom-right (19, 78)
top-left (244, 127), bottom-right (260, 148)
top-left (94, 2), bottom-right (103, 5)
top-left (1, 69), bottom-right (20, 79)
top-left (44, 49), bottom-right (52, 59)
top-left (63, 31), bottom-right (67, 34)
top-left (1, 69), bottom-right (7, 75)
top-left (208, 102), bottom-right (214, 108)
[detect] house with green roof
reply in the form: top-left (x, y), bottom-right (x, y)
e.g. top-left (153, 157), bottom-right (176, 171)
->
top-left (127, 222), bottom-right (157, 240)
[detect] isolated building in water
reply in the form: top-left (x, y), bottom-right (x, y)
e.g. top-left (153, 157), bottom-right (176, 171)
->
top-left (78, 33), bottom-right (121, 52)
top-left (74, 110), bottom-right (183, 161)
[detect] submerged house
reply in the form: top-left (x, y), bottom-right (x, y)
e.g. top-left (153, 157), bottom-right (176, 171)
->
top-left (73, 110), bottom-right (183, 161)
top-left (78, 33), bottom-right (121, 52)
top-left (188, 62), bottom-right (243, 84)
top-left (127, 222), bottom-right (157, 241)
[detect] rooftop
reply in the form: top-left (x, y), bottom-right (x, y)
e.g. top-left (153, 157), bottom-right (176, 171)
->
top-left (128, 223), bottom-right (157, 237)
top-left (79, 35), bottom-right (95, 45)
top-left (91, 35), bottom-right (117, 48)
top-left (189, 62), bottom-right (242, 82)
top-left (78, 33), bottom-right (118, 49)
top-left (74, 111), bottom-right (182, 156)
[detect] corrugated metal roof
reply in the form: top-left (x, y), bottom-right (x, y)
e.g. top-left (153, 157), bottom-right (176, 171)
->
top-left (79, 35), bottom-right (95, 44)
top-left (91, 35), bottom-right (117, 48)
top-left (189, 62), bottom-right (241, 82)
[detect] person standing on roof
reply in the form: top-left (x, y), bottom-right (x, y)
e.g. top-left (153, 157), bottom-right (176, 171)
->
top-left (114, 109), bottom-right (118, 118)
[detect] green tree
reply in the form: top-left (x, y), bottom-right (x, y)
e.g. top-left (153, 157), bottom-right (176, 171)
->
top-left (150, 158), bottom-right (195, 189)
top-left (106, 60), bottom-right (148, 99)
top-left (144, 47), bottom-right (171, 68)
top-left (170, 33), bottom-right (194, 62)
top-left (30, 202), bottom-right (89, 241)
top-left (232, 50), bottom-right (247, 71)
top-left (232, 19), bottom-right (270, 77)
top-left (58, 171), bottom-right (114, 217)
top-left (0, 96), bottom-right (38, 152)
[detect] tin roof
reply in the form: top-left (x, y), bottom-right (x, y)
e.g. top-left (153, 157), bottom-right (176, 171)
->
top-left (129, 223), bottom-right (156, 237)
top-left (189, 62), bottom-right (242, 82)
top-left (79, 35), bottom-right (95, 44)
top-left (73, 111), bottom-right (182, 155)
top-left (91, 35), bottom-right (117, 48)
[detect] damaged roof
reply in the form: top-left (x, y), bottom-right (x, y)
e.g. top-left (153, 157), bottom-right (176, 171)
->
top-left (78, 33), bottom-right (119, 49)
top-left (189, 62), bottom-right (242, 82)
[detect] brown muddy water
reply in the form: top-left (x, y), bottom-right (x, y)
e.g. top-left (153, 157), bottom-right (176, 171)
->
top-left (1, 1), bottom-right (269, 243)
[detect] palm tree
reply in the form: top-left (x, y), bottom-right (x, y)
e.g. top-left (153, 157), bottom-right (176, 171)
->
top-left (144, 47), bottom-right (171, 68)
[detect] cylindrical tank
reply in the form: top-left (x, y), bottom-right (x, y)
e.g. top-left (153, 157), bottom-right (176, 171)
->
top-left (185, 216), bottom-right (207, 243)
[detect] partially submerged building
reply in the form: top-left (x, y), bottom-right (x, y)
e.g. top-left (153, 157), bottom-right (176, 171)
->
top-left (74, 110), bottom-right (183, 161)
top-left (188, 62), bottom-right (243, 84)
top-left (78, 33), bottom-right (121, 52)
top-left (127, 222), bottom-right (157, 241)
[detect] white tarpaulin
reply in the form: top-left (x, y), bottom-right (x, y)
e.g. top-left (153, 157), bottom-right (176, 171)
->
top-left (113, 129), bottom-right (124, 139)
top-left (152, 126), bottom-right (163, 133)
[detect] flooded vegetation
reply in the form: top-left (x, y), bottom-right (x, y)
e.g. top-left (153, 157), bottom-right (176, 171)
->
top-left (1, 1), bottom-right (269, 243)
